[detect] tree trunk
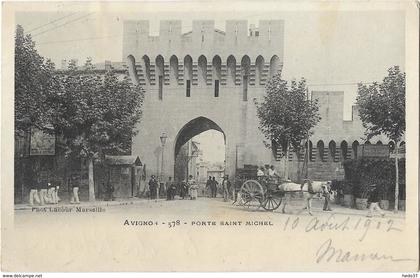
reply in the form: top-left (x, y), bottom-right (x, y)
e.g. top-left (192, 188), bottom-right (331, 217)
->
top-left (393, 141), bottom-right (399, 212)
top-left (297, 154), bottom-right (301, 183)
top-left (88, 157), bottom-right (95, 202)
top-left (284, 142), bottom-right (289, 180)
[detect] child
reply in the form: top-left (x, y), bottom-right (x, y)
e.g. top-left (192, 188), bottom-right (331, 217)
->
top-left (367, 184), bottom-right (385, 218)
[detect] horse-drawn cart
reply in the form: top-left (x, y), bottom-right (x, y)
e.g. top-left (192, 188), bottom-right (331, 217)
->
top-left (240, 179), bottom-right (285, 211)
top-left (235, 165), bottom-right (331, 214)
top-left (235, 165), bottom-right (284, 211)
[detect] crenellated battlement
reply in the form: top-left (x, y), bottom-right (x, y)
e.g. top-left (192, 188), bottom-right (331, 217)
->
top-left (123, 19), bottom-right (284, 65)
top-left (123, 20), bottom-right (284, 88)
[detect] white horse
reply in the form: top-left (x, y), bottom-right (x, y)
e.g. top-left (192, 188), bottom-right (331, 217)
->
top-left (279, 180), bottom-right (332, 216)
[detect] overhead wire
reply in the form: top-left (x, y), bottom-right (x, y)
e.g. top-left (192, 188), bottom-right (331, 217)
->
top-left (27, 12), bottom-right (79, 33)
top-left (37, 34), bottom-right (123, 45)
top-left (32, 12), bottom-right (95, 37)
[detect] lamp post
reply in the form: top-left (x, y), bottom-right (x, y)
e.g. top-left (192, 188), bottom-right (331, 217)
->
top-left (159, 132), bottom-right (167, 198)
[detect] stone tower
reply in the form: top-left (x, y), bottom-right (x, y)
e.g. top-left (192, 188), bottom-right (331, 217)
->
top-left (122, 19), bottom-right (285, 180)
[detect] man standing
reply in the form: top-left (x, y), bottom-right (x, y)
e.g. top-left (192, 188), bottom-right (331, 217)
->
top-left (268, 165), bottom-right (279, 177)
top-left (148, 175), bottom-right (158, 200)
top-left (70, 173), bottom-right (80, 204)
top-left (322, 182), bottom-right (333, 211)
top-left (45, 182), bottom-right (56, 204)
top-left (367, 184), bottom-right (385, 217)
top-left (166, 177), bottom-right (173, 200)
top-left (28, 164), bottom-right (40, 206)
top-left (206, 176), bottom-right (212, 198)
top-left (159, 180), bottom-right (166, 199)
top-left (264, 164), bottom-right (270, 176)
top-left (222, 175), bottom-right (231, 202)
top-left (257, 167), bottom-right (265, 177)
top-left (38, 171), bottom-right (48, 205)
top-left (55, 182), bottom-right (61, 203)
top-left (179, 179), bottom-right (187, 199)
top-left (29, 182), bottom-right (41, 206)
top-left (105, 183), bottom-right (115, 201)
top-left (211, 177), bottom-right (218, 198)
top-left (169, 180), bottom-right (178, 200)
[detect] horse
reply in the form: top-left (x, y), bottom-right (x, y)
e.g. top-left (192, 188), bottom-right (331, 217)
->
top-left (278, 180), bottom-right (332, 216)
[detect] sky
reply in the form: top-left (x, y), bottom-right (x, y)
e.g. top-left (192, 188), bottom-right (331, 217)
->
top-left (193, 131), bottom-right (226, 164)
top-left (14, 5), bottom-right (405, 163)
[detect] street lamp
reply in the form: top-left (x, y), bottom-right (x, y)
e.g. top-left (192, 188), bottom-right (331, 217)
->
top-left (160, 132), bottom-right (167, 147)
top-left (159, 132), bottom-right (168, 198)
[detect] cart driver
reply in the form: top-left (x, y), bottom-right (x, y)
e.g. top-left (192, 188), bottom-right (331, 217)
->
top-left (257, 167), bottom-right (265, 177)
top-left (268, 165), bottom-right (279, 183)
top-left (268, 165), bottom-right (279, 177)
top-left (256, 166), bottom-right (265, 183)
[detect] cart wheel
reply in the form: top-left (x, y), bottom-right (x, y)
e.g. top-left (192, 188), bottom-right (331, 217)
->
top-left (260, 193), bottom-right (282, 211)
top-left (240, 180), bottom-right (264, 209)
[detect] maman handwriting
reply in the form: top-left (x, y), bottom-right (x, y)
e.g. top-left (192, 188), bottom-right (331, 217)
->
top-left (315, 238), bottom-right (414, 264)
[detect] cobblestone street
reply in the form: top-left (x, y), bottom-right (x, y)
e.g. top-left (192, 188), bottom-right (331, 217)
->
top-left (15, 196), bottom-right (405, 225)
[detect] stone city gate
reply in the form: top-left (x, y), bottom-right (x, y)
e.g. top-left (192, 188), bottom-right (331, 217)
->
top-left (123, 19), bottom-right (284, 181)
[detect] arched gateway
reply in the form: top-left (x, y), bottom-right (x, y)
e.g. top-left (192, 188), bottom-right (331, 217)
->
top-left (174, 117), bottom-right (226, 181)
top-left (174, 117), bottom-right (225, 158)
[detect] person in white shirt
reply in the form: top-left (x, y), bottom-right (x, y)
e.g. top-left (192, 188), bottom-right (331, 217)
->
top-left (268, 165), bottom-right (278, 177)
top-left (257, 167), bottom-right (265, 177)
top-left (222, 175), bottom-right (231, 202)
top-left (188, 175), bottom-right (198, 200)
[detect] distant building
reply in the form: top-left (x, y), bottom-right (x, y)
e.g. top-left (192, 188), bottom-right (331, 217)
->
top-left (207, 164), bottom-right (225, 183)
top-left (197, 161), bottom-right (225, 184)
top-left (59, 59), bottom-right (125, 71)
top-left (197, 160), bottom-right (210, 183)
top-left (174, 139), bottom-right (202, 182)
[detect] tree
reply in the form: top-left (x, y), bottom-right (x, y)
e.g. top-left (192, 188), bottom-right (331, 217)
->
top-left (256, 73), bottom-right (320, 180)
top-left (15, 25), bottom-right (58, 135)
top-left (356, 66), bottom-right (405, 212)
top-left (54, 59), bottom-right (145, 201)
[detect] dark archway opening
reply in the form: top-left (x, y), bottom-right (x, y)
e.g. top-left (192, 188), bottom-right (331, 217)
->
top-left (317, 140), bottom-right (325, 162)
top-left (174, 117), bottom-right (226, 185)
top-left (340, 140), bottom-right (348, 161)
top-left (352, 140), bottom-right (359, 159)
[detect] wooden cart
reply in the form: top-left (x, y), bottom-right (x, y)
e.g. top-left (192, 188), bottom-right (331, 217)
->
top-left (235, 165), bottom-right (284, 211)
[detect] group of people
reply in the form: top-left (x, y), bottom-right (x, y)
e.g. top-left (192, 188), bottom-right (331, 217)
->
top-left (318, 182), bottom-right (386, 216)
top-left (148, 175), bottom-right (198, 201)
top-left (28, 167), bottom-right (386, 218)
top-left (29, 173), bottom-right (81, 206)
top-left (147, 174), bottom-right (232, 202)
top-left (205, 175), bottom-right (232, 202)
top-left (257, 165), bottom-right (279, 178)
top-left (205, 176), bottom-right (219, 198)
top-left (29, 182), bottom-right (60, 206)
